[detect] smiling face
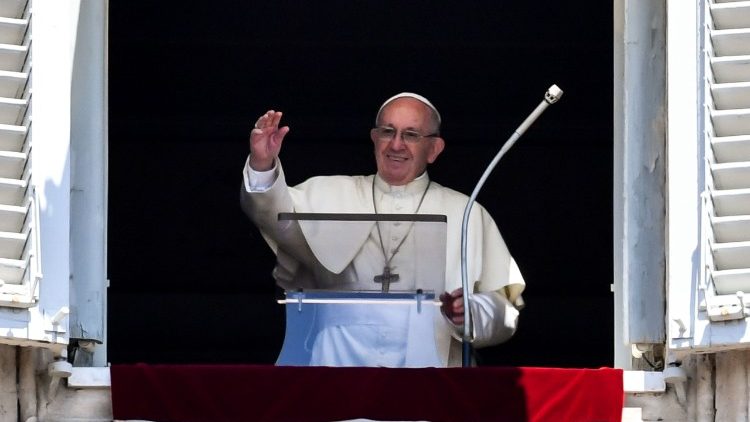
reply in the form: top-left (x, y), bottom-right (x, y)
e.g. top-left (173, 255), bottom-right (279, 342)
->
top-left (371, 98), bottom-right (445, 186)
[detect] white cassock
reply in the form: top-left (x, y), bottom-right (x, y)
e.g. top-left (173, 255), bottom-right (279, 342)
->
top-left (241, 158), bottom-right (525, 367)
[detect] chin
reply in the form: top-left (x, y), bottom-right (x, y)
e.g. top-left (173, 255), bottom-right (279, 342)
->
top-left (379, 161), bottom-right (417, 184)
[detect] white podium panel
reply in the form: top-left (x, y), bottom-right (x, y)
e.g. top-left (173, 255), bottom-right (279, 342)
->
top-left (277, 290), bottom-right (442, 367)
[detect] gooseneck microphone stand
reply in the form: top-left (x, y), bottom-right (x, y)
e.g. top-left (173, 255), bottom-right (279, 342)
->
top-left (460, 85), bottom-right (564, 367)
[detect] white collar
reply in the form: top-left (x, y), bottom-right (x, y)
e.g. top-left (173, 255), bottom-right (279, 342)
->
top-left (373, 172), bottom-right (430, 195)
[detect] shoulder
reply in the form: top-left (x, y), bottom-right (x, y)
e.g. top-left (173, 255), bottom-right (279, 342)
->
top-left (429, 180), bottom-right (490, 212)
top-left (290, 174), bottom-right (374, 213)
top-left (427, 180), bottom-right (496, 226)
top-left (296, 174), bottom-right (371, 191)
top-left (429, 180), bottom-right (468, 202)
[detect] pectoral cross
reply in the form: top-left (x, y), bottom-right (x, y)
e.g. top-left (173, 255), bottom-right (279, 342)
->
top-left (374, 266), bottom-right (399, 293)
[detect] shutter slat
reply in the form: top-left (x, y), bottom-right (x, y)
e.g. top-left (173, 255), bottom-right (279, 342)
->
top-left (713, 268), bottom-right (750, 295)
top-left (0, 256), bottom-right (25, 286)
top-left (713, 188), bottom-right (750, 216)
top-left (0, 123), bottom-right (27, 152)
top-left (712, 241), bottom-right (750, 270)
top-left (711, 56), bottom-right (750, 83)
top-left (0, 150), bottom-right (25, 179)
top-left (711, 161), bottom-right (750, 189)
top-left (712, 135), bottom-right (750, 162)
top-left (712, 215), bottom-right (750, 242)
top-left (0, 70), bottom-right (26, 98)
top-left (712, 29), bottom-right (750, 57)
top-left (0, 230), bottom-right (25, 259)
top-left (0, 1), bottom-right (27, 19)
top-left (0, 97), bottom-right (26, 125)
top-left (0, 17), bottom-right (27, 45)
top-left (0, 43), bottom-right (26, 72)
top-left (711, 109), bottom-right (750, 137)
top-left (0, 204), bottom-right (25, 233)
top-left (711, 2), bottom-right (750, 30)
top-left (713, 82), bottom-right (750, 109)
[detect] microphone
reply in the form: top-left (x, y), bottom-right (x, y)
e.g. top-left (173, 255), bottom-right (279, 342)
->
top-left (459, 84), bottom-right (564, 367)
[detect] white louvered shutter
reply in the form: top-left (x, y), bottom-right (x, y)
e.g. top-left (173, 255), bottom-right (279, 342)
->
top-left (703, 0), bottom-right (750, 319)
top-left (0, 0), bottom-right (37, 307)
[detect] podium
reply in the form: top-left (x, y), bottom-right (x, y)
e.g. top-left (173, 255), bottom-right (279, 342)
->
top-left (277, 289), bottom-right (442, 367)
top-left (274, 213), bottom-right (448, 367)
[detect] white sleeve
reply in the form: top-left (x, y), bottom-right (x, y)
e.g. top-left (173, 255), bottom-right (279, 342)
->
top-left (444, 290), bottom-right (520, 348)
top-left (242, 156), bottom-right (278, 192)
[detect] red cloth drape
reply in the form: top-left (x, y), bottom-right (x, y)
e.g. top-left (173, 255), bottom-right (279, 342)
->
top-left (111, 364), bottom-right (623, 422)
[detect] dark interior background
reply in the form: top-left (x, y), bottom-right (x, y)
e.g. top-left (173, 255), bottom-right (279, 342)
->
top-left (107, 1), bottom-right (613, 367)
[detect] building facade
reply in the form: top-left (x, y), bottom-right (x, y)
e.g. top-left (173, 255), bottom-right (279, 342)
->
top-left (1, 0), bottom-right (749, 421)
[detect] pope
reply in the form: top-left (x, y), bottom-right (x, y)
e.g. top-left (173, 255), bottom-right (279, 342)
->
top-left (240, 93), bottom-right (525, 366)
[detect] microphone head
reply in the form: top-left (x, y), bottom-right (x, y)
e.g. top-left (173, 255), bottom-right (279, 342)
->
top-left (545, 84), bottom-right (564, 104)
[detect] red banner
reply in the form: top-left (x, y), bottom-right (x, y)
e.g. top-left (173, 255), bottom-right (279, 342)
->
top-left (111, 364), bottom-right (623, 422)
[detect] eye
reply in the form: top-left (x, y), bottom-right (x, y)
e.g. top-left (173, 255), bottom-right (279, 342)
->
top-left (402, 131), bottom-right (420, 142)
top-left (377, 127), bottom-right (396, 139)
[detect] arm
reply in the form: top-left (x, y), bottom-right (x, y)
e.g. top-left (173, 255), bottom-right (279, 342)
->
top-left (239, 110), bottom-right (293, 228)
top-left (239, 111), bottom-right (315, 288)
top-left (440, 288), bottom-right (520, 348)
top-left (242, 157), bottom-right (277, 192)
top-left (440, 202), bottom-right (525, 348)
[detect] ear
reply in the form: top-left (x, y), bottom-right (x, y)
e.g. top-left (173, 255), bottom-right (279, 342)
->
top-left (427, 137), bottom-right (445, 164)
top-left (370, 128), bottom-right (379, 146)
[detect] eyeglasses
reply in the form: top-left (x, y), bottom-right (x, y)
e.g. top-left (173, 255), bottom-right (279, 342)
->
top-left (371, 126), bottom-right (439, 144)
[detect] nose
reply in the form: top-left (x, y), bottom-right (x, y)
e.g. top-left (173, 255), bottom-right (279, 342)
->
top-left (388, 132), bottom-right (406, 150)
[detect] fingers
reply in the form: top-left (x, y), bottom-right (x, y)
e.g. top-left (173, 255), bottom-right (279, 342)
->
top-left (270, 110), bottom-right (283, 129)
top-left (439, 291), bottom-right (450, 302)
top-left (440, 289), bottom-right (465, 325)
top-left (449, 297), bottom-right (464, 315)
top-left (275, 125), bottom-right (291, 141)
top-left (254, 110), bottom-right (283, 131)
top-left (250, 110), bottom-right (290, 146)
top-left (248, 110), bottom-right (289, 172)
top-left (449, 296), bottom-right (465, 325)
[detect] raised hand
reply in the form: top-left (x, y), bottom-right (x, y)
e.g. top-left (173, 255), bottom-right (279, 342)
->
top-left (249, 110), bottom-right (290, 171)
